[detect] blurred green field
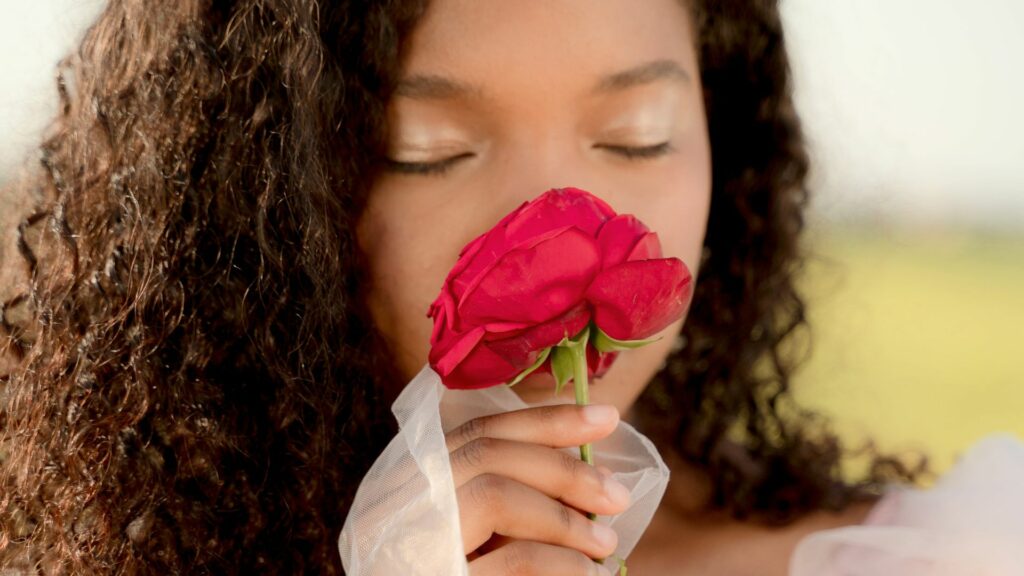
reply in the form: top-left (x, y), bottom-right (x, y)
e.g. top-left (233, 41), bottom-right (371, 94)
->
top-left (792, 225), bottom-right (1024, 479)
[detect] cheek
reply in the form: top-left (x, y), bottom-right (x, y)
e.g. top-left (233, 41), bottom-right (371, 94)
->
top-left (606, 121), bottom-right (712, 274)
top-left (628, 158), bottom-right (712, 277)
top-left (659, 181), bottom-right (711, 276)
top-left (664, 126), bottom-right (712, 270)
top-left (357, 195), bottom-right (458, 378)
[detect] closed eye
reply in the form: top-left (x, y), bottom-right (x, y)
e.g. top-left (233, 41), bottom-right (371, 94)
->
top-left (381, 141), bottom-right (673, 177)
top-left (593, 141), bottom-right (674, 159)
top-left (381, 152), bottom-right (475, 176)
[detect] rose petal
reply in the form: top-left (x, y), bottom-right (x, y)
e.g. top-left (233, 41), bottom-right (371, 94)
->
top-left (453, 229), bottom-right (489, 271)
top-left (449, 223), bottom-right (585, 302)
top-left (448, 228), bottom-right (506, 301)
top-left (585, 258), bottom-right (693, 340)
top-left (480, 320), bottom-right (534, 334)
top-left (458, 227), bottom-right (601, 326)
top-left (503, 187), bottom-right (616, 247)
top-left (595, 214), bottom-right (652, 267)
top-left (445, 188), bottom-right (611, 301)
top-left (484, 302), bottom-right (591, 365)
top-left (427, 298), bottom-right (447, 344)
top-left (445, 200), bottom-right (544, 301)
top-left (440, 341), bottom-right (526, 390)
top-left (427, 283), bottom-right (460, 334)
top-left (626, 231), bottom-right (662, 261)
top-left (429, 326), bottom-right (486, 376)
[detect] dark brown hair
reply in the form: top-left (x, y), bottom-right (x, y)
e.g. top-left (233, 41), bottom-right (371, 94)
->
top-left (0, 0), bottom-right (926, 573)
top-left (637, 0), bottom-right (928, 524)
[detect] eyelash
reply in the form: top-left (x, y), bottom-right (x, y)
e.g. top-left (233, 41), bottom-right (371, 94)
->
top-left (382, 152), bottom-right (475, 176)
top-left (382, 142), bottom-right (674, 177)
top-left (595, 141), bottom-right (675, 159)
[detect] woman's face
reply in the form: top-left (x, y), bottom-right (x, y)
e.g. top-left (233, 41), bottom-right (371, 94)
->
top-left (358, 0), bottom-right (711, 414)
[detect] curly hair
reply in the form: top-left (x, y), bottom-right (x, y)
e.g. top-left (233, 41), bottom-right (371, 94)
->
top-left (635, 0), bottom-right (929, 525)
top-left (0, 0), bottom-right (927, 573)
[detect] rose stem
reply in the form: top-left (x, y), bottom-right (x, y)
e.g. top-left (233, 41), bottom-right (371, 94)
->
top-left (568, 329), bottom-right (596, 519)
top-left (570, 329), bottom-right (626, 575)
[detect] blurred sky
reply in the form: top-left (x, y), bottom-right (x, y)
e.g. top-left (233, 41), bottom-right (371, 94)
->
top-left (781, 0), bottom-right (1024, 230)
top-left (2, 1), bottom-right (1023, 230)
top-left (0, 1), bottom-right (107, 183)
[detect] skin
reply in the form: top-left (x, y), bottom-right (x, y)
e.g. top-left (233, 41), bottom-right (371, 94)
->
top-left (357, 1), bottom-right (873, 574)
top-left (358, 0), bottom-right (711, 412)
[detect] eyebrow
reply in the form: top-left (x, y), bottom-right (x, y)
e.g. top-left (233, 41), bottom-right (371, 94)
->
top-left (593, 59), bottom-right (691, 93)
top-left (394, 58), bottom-right (691, 100)
top-left (393, 74), bottom-right (484, 100)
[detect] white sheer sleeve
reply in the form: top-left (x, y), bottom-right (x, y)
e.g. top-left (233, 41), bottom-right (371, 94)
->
top-left (790, 434), bottom-right (1024, 575)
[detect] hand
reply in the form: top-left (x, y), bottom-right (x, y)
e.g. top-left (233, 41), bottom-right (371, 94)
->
top-left (446, 403), bottom-right (630, 576)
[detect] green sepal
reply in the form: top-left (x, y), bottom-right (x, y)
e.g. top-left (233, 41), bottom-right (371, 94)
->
top-left (592, 326), bottom-right (662, 353)
top-left (550, 345), bottom-right (574, 395)
top-left (506, 346), bottom-right (552, 388)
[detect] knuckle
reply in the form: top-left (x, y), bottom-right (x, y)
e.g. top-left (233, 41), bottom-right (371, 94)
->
top-left (556, 501), bottom-right (575, 533)
top-left (452, 416), bottom-right (489, 446)
top-left (467, 473), bottom-right (505, 511)
top-left (557, 451), bottom-right (583, 483)
top-left (454, 437), bottom-right (493, 472)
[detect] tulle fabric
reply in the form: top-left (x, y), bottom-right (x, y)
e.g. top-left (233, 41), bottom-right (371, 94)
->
top-left (338, 365), bottom-right (670, 576)
top-left (791, 434), bottom-right (1024, 575)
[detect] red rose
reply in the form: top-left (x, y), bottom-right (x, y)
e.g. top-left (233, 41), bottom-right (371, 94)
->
top-left (427, 187), bottom-right (693, 390)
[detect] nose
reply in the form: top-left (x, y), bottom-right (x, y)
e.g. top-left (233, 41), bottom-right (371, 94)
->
top-left (484, 134), bottom-right (606, 222)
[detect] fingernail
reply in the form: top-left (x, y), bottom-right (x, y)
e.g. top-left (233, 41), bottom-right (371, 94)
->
top-left (582, 405), bottom-right (617, 425)
top-left (603, 476), bottom-right (630, 507)
top-left (596, 465), bottom-right (614, 478)
top-left (590, 521), bottom-right (618, 549)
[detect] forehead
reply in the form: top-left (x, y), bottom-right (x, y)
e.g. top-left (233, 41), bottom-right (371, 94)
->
top-left (398, 0), bottom-right (698, 99)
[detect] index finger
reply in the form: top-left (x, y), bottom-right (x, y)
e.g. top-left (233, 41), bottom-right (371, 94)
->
top-left (446, 404), bottom-right (619, 452)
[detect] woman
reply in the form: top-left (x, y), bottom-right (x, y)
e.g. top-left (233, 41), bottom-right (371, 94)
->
top-left (0, 0), bottom-right (927, 574)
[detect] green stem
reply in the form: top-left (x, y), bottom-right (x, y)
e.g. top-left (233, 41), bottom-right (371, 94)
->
top-left (567, 330), bottom-right (596, 522)
top-left (568, 327), bottom-right (627, 576)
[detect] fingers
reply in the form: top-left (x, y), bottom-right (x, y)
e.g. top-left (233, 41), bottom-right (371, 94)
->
top-left (446, 404), bottom-right (620, 452)
top-left (450, 436), bottom-right (630, 516)
top-left (469, 540), bottom-right (614, 576)
top-left (449, 404), bottom-right (625, 568)
top-left (457, 474), bottom-right (619, 560)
